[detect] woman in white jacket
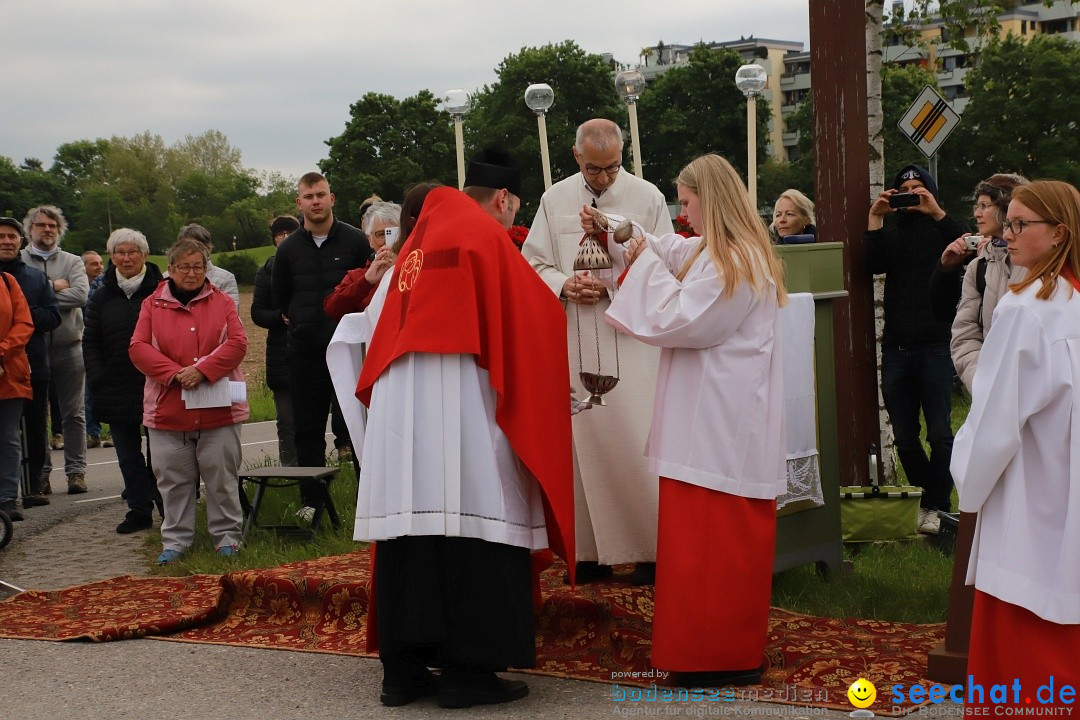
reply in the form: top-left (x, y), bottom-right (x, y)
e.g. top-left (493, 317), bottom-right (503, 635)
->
top-left (601, 154), bottom-right (787, 687)
top-left (951, 180), bottom-right (1080, 705)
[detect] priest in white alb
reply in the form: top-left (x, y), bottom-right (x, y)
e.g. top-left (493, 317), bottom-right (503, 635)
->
top-left (522, 118), bottom-right (673, 584)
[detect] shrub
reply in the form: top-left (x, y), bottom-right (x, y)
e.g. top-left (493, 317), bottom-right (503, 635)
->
top-left (215, 253), bottom-right (259, 284)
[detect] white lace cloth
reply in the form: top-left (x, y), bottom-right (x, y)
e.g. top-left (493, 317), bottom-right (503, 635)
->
top-left (777, 293), bottom-right (824, 511)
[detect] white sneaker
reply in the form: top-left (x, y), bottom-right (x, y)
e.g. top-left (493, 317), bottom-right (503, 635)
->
top-left (919, 509), bottom-right (941, 535)
top-left (295, 506), bottom-right (316, 523)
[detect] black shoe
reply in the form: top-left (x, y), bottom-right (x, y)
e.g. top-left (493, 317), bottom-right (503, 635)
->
top-left (564, 561), bottom-right (614, 585)
top-left (1, 500), bottom-right (24, 522)
top-left (23, 493), bottom-right (50, 508)
top-left (379, 667), bottom-right (438, 707)
top-left (437, 672), bottom-right (529, 709)
top-left (116, 510), bottom-right (153, 534)
top-left (675, 667), bottom-right (763, 688)
top-left (626, 562), bottom-right (656, 585)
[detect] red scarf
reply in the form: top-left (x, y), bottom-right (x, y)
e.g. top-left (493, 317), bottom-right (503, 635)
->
top-left (356, 187), bottom-right (575, 571)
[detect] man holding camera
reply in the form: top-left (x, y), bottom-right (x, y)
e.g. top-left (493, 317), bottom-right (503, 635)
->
top-left (866, 164), bottom-right (967, 535)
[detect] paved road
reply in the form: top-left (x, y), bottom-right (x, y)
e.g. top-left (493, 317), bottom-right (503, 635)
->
top-left (0, 421), bottom-right (850, 720)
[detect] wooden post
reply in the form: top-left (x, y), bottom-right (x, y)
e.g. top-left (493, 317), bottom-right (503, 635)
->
top-left (809, 0), bottom-right (882, 487)
top-left (927, 512), bottom-right (977, 683)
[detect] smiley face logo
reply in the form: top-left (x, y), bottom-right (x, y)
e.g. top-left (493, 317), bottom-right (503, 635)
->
top-left (847, 678), bottom-right (877, 708)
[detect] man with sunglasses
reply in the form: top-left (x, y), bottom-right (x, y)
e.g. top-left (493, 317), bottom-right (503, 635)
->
top-left (523, 118), bottom-right (673, 585)
top-left (20, 205), bottom-right (90, 496)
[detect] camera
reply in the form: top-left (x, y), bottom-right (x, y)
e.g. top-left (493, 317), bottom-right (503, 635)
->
top-left (965, 235), bottom-right (984, 252)
top-left (888, 192), bottom-right (921, 209)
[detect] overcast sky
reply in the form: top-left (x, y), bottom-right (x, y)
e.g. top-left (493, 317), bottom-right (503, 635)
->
top-left (2, 0), bottom-right (811, 180)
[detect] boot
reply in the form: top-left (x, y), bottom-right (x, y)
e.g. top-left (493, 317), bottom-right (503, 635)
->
top-left (1, 500), bottom-right (24, 522)
top-left (67, 473), bottom-right (88, 494)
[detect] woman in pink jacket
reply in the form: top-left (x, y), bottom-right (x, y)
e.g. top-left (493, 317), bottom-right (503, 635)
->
top-left (129, 237), bottom-right (248, 564)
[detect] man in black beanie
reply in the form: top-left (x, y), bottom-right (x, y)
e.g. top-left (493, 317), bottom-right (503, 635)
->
top-left (251, 215), bottom-right (301, 466)
top-left (866, 164), bottom-right (967, 536)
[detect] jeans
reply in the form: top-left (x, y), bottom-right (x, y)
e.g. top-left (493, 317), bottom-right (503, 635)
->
top-left (0, 398), bottom-right (25, 503)
top-left (110, 421), bottom-right (159, 516)
top-left (41, 340), bottom-right (86, 477)
top-left (85, 384), bottom-right (101, 438)
top-left (881, 343), bottom-right (955, 511)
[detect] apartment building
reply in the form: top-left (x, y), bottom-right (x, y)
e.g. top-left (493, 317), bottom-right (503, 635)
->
top-left (630, 2), bottom-right (1080, 162)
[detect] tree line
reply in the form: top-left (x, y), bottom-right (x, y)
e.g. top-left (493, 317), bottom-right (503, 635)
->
top-left (2, 34), bottom-right (1078, 251)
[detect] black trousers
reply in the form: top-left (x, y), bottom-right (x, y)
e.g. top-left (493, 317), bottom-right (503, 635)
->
top-left (287, 348), bottom-right (349, 505)
top-left (375, 535), bottom-right (535, 672)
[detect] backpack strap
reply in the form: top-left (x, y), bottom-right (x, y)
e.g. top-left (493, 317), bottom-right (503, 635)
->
top-left (975, 258), bottom-right (988, 332)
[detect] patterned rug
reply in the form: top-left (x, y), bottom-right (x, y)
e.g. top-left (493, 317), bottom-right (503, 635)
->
top-left (0, 550), bottom-right (943, 715)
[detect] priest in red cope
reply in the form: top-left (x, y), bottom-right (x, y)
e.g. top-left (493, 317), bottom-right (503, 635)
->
top-left (354, 150), bottom-right (575, 710)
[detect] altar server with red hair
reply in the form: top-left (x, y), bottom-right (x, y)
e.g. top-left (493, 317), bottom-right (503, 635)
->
top-left (952, 180), bottom-right (1080, 705)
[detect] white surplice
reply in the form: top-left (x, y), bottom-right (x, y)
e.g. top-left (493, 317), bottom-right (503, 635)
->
top-left (521, 170), bottom-right (673, 564)
top-left (952, 278), bottom-right (1080, 624)
top-left (605, 233), bottom-right (787, 500)
top-left (345, 272), bottom-right (548, 551)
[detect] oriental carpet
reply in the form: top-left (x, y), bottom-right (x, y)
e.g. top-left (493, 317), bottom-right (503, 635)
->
top-left (0, 550), bottom-right (943, 715)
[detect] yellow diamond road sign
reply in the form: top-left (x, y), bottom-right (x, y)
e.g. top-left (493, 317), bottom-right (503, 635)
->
top-left (898, 85), bottom-right (961, 159)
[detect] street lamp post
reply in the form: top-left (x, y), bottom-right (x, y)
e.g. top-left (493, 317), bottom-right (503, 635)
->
top-left (524, 83), bottom-right (555, 190)
top-left (734, 64), bottom-right (768, 209)
top-left (615, 70), bottom-right (646, 178)
top-left (102, 181), bottom-right (113, 233)
top-left (442, 89), bottom-right (471, 189)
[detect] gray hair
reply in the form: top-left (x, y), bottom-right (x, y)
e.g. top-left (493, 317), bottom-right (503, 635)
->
top-left (177, 223), bottom-right (212, 249)
top-left (167, 237), bottom-right (210, 266)
top-left (362, 201), bottom-right (402, 235)
top-left (575, 119), bottom-right (624, 154)
top-left (106, 228), bottom-right (149, 255)
top-left (22, 205), bottom-right (68, 240)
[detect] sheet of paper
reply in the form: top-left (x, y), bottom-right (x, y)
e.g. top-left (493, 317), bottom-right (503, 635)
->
top-left (182, 377), bottom-right (231, 409)
top-left (229, 381), bottom-right (247, 403)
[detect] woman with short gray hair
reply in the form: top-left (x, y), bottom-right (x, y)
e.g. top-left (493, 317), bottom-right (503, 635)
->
top-left (323, 201), bottom-right (402, 320)
top-left (84, 228), bottom-right (165, 533)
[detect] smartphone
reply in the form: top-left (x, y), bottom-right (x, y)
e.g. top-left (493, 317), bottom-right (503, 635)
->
top-left (383, 227), bottom-right (400, 247)
top-left (888, 192), bottom-right (921, 209)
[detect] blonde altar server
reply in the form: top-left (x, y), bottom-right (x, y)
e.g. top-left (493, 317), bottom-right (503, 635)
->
top-left (603, 154), bottom-right (787, 686)
top-left (522, 118), bottom-right (673, 584)
top-left (951, 180), bottom-right (1080, 708)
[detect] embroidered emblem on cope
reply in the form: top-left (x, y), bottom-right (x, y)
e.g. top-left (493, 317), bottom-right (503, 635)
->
top-left (398, 249), bottom-right (424, 292)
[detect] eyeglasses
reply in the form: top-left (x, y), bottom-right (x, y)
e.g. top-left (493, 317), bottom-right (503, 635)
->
top-left (32, 222), bottom-right (59, 230)
top-left (172, 264), bottom-right (206, 274)
top-left (972, 202), bottom-right (995, 213)
top-left (584, 162), bottom-right (622, 177)
top-left (370, 228), bottom-right (394, 239)
top-left (1002, 219), bottom-right (1056, 236)
top-left (112, 249), bottom-right (142, 257)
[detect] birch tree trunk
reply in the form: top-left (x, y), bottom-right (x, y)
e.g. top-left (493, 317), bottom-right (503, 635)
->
top-left (866, 0), bottom-right (898, 483)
